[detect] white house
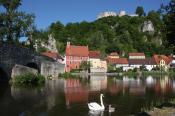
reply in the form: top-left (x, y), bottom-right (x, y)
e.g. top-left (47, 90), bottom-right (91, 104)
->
top-left (128, 58), bottom-right (157, 71)
top-left (129, 53), bottom-right (145, 59)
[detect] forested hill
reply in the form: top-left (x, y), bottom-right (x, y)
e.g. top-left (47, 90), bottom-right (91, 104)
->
top-left (31, 2), bottom-right (174, 57)
top-left (0, 0), bottom-right (174, 56)
top-left (33, 15), bottom-right (166, 57)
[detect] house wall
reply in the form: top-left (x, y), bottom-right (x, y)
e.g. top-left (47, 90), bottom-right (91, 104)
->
top-left (129, 56), bottom-right (145, 59)
top-left (89, 59), bottom-right (107, 73)
top-left (89, 58), bottom-right (101, 68)
top-left (108, 56), bottom-right (119, 59)
top-left (116, 64), bottom-right (129, 68)
top-left (145, 65), bottom-right (157, 71)
top-left (123, 67), bottom-right (134, 71)
top-left (65, 56), bottom-right (89, 72)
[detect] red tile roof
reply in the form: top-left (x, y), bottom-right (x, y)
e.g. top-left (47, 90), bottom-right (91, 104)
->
top-left (129, 58), bottom-right (156, 65)
top-left (153, 55), bottom-right (172, 65)
top-left (66, 43), bottom-right (89, 57)
top-left (89, 51), bottom-right (100, 58)
top-left (41, 51), bottom-right (63, 60)
top-left (110, 52), bottom-right (119, 56)
top-left (107, 58), bottom-right (128, 64)
top-left (129, 53), bottom-right (145, 56)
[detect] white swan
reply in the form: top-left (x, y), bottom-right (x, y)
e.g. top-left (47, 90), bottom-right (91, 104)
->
top-left (108, 105), bottom-right (115, 113)
top-left (88, 94), bottom-right (105, 111)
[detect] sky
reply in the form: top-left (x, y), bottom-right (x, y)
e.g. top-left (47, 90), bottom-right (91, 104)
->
top-left (1, 0), bottom-right (170, 29)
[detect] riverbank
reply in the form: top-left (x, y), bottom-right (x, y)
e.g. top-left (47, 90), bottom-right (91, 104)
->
top-left (66, 71), bottom-right (175, 77)
top-left (147, 107), bottom-right (175, 116)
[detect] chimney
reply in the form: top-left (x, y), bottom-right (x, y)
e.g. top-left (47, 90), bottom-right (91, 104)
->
top-left (67, 41), bottom-right (70, 47)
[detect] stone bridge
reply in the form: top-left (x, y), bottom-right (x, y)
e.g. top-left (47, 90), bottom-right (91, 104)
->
top-left (0, 44), bottom-right (64, 81)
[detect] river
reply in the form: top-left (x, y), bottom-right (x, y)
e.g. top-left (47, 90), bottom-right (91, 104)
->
top-left (0, 75), bottom-right (175, 116)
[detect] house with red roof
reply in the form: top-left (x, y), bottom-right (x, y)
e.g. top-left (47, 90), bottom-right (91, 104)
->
top-left (107, 52), bottom-right (119, 59)
top-left (107, 58), bottom-right (129, 71)
top-left (129, 53), bottom-right (145, 59)
top-left (89, 51), bottom-right (107, 72)
top-left (65, 42), bottom-right (89, 72)
top-left (41, 51), bottom-right (64, 64)
top-left (153, 55), bottom-right (173, 71)
top-left (128, 58), bottom-right (157, 71)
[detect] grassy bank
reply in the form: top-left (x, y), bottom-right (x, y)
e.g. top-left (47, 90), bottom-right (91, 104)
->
top-left (58, 72), bottom-right (80, 79)
top-left (11, 73), bottom-right (45, 86)
top-left (122, 71), bottom-right (175, 76)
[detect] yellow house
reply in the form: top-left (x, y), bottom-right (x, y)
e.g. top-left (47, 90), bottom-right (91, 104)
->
top-left (153, 55), bottom-right (172, 71)
top-left (89, 51), bottom-right (107, 73)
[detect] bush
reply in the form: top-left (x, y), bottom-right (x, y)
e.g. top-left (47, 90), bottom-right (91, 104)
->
top-left (12, 73), bottom-right (45, 85)
top-left (59, 72), bottom-right (79, 79)
top-left (152, 66), bottom-right (161, 71)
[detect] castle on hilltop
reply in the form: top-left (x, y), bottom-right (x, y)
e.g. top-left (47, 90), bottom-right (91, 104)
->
top-left (97, 10), bottom-right (138, 19)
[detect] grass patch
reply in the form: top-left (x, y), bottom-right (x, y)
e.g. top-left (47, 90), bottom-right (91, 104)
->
top-left (58, 72), bottom-right (80, 79)
top-left (11, 73), bottom-right (45, 86)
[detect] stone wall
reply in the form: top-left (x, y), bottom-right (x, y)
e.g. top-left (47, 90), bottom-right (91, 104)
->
top-left (40, 61), bottom-right (64, 79)
top-left (11, 64), bottom-right (38, 79)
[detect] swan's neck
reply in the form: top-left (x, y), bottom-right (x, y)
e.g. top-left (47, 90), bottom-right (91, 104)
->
top-left (100, 95), bottom-right (104, 108)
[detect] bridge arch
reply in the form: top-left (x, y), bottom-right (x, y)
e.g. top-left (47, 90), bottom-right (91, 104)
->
top-left (26, 62), bottom-right (40, 73)
top-left (0, 67), bottom-right (9, 82)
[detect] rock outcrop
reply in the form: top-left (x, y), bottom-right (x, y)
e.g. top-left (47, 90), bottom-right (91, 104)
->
top-left (41, 34), bottom-right (58, 52)
top-left (11, 64), bottom-right (38, 78)
top-left (142, 21), bottom-right (155, 33)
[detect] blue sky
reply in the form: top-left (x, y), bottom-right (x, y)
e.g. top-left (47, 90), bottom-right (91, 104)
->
top-left (1, 0), bottom-right (170, 29)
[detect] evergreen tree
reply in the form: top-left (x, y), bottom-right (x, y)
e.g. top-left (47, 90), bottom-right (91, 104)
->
top-left (136, 6), bottom-right (145, 17)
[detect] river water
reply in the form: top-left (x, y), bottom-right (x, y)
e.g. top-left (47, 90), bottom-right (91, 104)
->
top-left (0, 75), bottom-right (175, 116)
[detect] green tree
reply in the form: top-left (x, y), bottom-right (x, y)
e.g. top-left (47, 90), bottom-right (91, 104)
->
top-left (80, 61), bottom-right (91, 71)
top-left (160, 0), bottom-right (175, 53)
top-left (0, 0), bottom-right (35, 43)
top-left (136, 6), bottom-right (145, 17)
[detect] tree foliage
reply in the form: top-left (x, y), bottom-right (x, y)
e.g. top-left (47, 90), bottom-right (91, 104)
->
top-left (0, 0), bottom-right (35, 44)
top-left (159, 0), bottom-right (175, 53)
top-left (136, 6), bottom-right (145, 17)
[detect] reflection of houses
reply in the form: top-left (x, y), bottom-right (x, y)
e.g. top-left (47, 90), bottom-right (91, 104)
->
top-left (108, 77), bottom-right (146, 96)
top-left (146, 76), bottom-right (155, 87)
top-left (64, 79), bottom-right (88, 108)
top-left (153, 55), bottom-right (172, 71)
top-left (89, 76), bottom-right (107, 91)
top-left (65, 42), bottom-right (89, 72)
top-left (89, 51), bottom-right (107, 73)
top-left (108, 78), bottom-right (124, 95)
top-left (154, 76), bottom-right (174, 94)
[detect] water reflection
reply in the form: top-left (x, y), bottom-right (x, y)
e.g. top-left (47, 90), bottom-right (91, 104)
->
top-left (0, 75), bottom-right (174, 116)
top-left (64, 79), bottom-right (88, 108)
top-left (89, 75), bottom-right (107, 91)
top-left (88, 110), bottom-right (104, 116)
